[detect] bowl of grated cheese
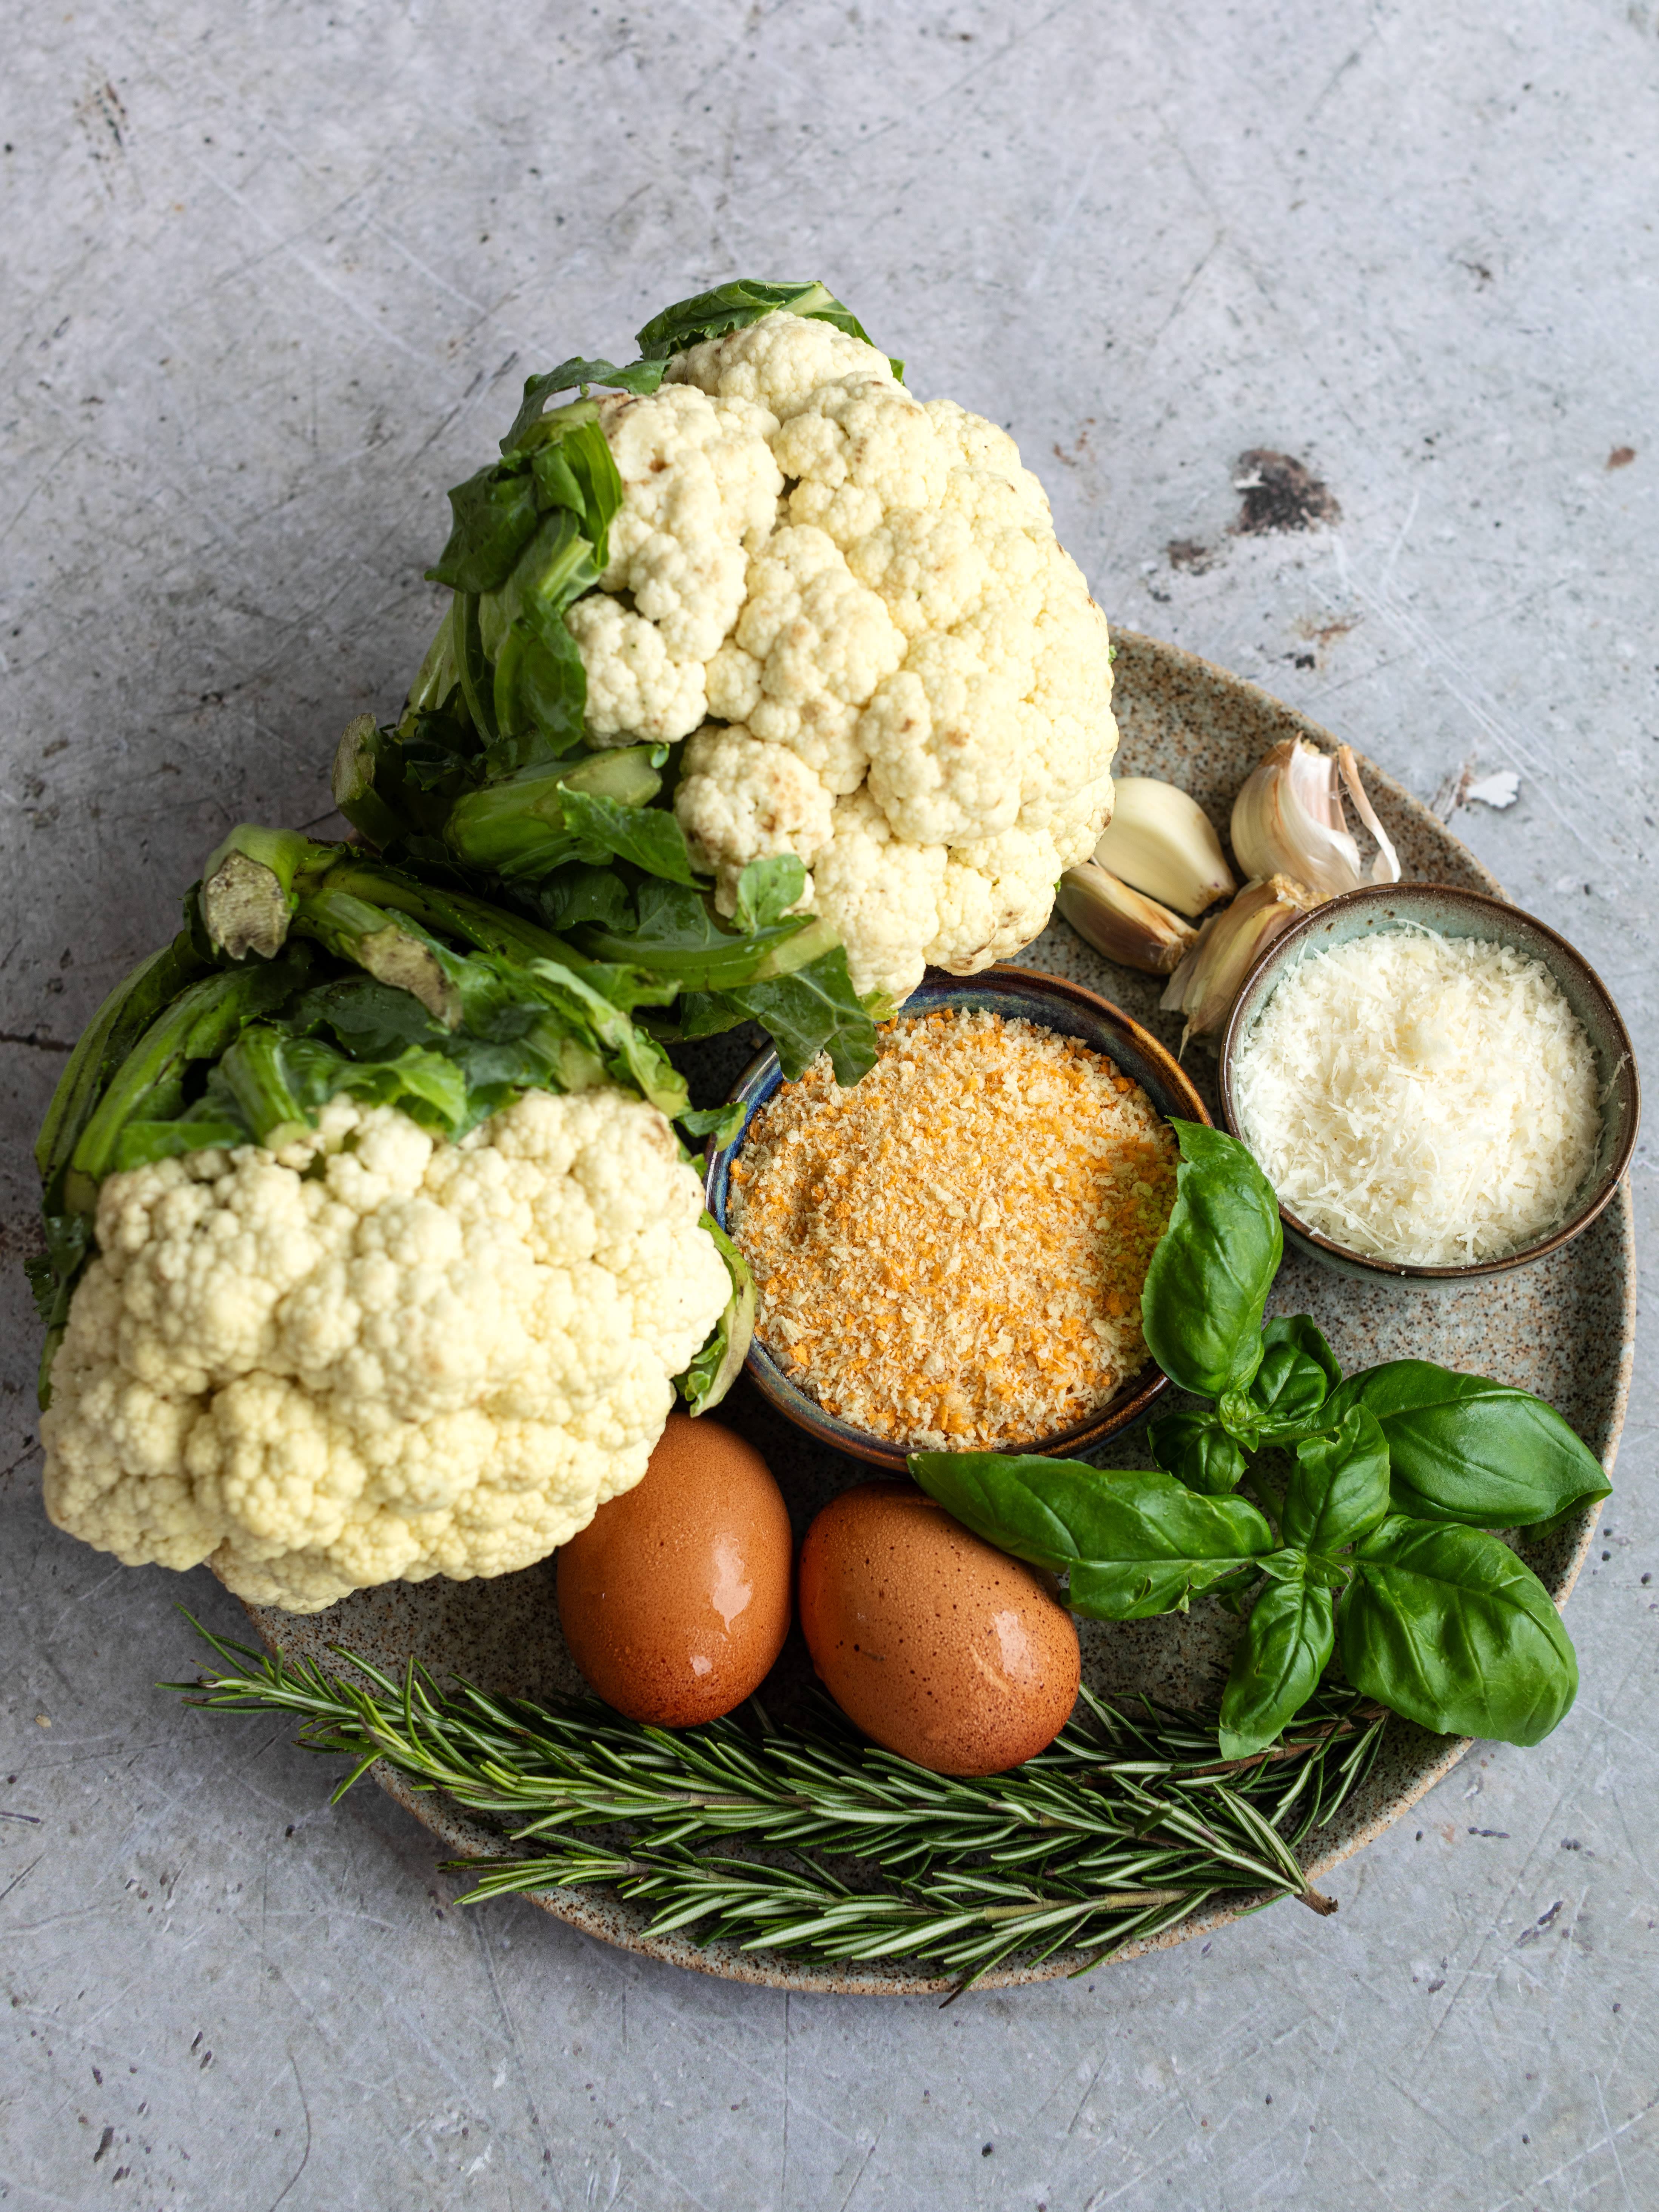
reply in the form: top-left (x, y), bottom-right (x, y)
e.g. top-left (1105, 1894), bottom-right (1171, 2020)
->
top-left (704, 967), bottom-right (1209, 1470)
top-left (1218, 883), bottom-right (1639, 1284)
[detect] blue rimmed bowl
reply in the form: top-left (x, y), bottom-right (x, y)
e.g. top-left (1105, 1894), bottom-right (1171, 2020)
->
top-left (702, 964), bottom-right (1209, 1470)
top-left (1217, 882), bottom-right (1640, 1287)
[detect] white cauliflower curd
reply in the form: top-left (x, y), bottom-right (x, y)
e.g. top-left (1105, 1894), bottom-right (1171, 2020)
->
top-left (567, 314), bottom-right (1118, 1001)
top-left (40, 1088), bottom-right (731, 1614)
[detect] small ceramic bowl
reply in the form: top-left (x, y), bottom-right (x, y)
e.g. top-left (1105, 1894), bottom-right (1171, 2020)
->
top-left (702, 964), bottom-right (1209, 1471)
top-left (1218, 883), bottom-right (1640, 1286)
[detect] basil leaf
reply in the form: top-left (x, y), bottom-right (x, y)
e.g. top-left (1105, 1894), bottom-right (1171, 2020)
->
top-left (1146, 1409), bottom-right (1248, 1496)
top-left (1339, 1517), bottom-right (1578, 1745)
top-left (1218, 1574), bottom-right (1336, 1760)
top-left (1325, 1360), bottom-right (1610, 1528)
top-left (1246, 1315), bottom-right (1340, 1437)
top-left (1282, 1405), bottom-right (1390, 1555)
top-left (1141, 1122), bottom-right (1282, 1400)
top-left (427, 462), bottom-right (541, 594)
top-left (909, 1454), bottom-right (1274, 1620)
top-left (557, 789), bottom-right (699, 885)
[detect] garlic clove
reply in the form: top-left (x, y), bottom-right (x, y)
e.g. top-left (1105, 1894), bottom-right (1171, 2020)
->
top-left (1092, 778), bottom-right (1237, 918)
top-left (1055, 860), bottom-right (1199, 975)
top-left (1230, 738), bottom-right (1368, 899)
top-left (1158, 873), bottom-right (1320, 1051)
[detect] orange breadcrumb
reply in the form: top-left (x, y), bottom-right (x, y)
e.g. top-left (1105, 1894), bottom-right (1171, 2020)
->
top-left (728, 1009), bottom-right (1179, 1452)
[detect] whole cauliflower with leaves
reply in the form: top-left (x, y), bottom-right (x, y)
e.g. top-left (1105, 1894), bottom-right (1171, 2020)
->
top-left (583, 316), bottom-right (1117, 1001)
top-left (41, 1086), bottom-right (730, 1614)
top-left (388, 287), bottom-right (1119, 1018)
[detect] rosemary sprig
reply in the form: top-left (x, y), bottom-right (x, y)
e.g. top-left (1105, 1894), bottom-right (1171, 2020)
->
top-left (166, 1614), bottom-right (1385, 1991)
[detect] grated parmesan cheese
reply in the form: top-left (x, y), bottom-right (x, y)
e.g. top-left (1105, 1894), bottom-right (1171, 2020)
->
top-left (1232, 927), bottom-right (1601, 1266)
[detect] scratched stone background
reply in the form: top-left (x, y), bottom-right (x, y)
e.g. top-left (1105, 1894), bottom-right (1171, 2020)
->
top-left (2, 2), bottom-right (1657, 2206)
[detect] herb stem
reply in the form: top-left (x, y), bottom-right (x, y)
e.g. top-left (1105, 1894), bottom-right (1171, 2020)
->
top-left (165, 1615), bottom-right (1386, 1992)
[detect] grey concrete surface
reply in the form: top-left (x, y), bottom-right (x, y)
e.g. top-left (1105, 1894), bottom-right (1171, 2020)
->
top-left (3, 2), bottom-right (1657, 2205)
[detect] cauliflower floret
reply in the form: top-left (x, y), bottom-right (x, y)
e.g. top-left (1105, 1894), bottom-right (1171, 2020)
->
top-left (562, 312), bottom-right (1117, 997)
top-left (710, 526), bottom-right (905, 792)
top-left (810, 787), bottom-right (949, 1002)
top-left (565, 595), bottom-right (709, 746)
top-left (667, 315), bottom-right (897, 421)
top-left (40, 1091), bottom-right (732, 1614)
top-left (675, 723), bottom-right (835, 915)
top-left (567, 386), bottom-right (784, 747)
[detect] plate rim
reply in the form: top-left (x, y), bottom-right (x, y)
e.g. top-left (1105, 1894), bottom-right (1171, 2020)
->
top-left (248, 628), bottom-right (1631, 1996)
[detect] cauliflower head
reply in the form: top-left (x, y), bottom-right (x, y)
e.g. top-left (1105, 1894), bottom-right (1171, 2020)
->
top-left (39, 1088), bottom-right (731, 1614)
top-left (567, 314), bottom-right (1117, 1001)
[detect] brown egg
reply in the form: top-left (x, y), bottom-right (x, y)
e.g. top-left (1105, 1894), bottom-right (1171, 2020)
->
top-left (556, 1412), bottom-right (792, 1726)
top-left (798, 1482), bottom-right (1080, 1776)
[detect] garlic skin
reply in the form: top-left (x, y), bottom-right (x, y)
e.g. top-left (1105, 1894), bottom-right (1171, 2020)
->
top-left (1093, 778), bottom-right (1237, 918)
top-left (1230, 739), bottom-right (1400, 899)
top-left (1336, 744), bottom-right (1401, 885)
top-left (1158, 873), bottom-right (1321, 1051)
top-left (1055, 860), bottom-right (1199, 975)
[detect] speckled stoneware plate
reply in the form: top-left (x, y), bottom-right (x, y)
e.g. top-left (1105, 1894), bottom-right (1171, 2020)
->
top-left (702, 965), bottom-right (1210, 1469)
top-left (243, 629), bottom-right (1634, 1996)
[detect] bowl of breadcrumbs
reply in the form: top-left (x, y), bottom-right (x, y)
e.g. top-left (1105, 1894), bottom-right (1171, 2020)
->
top-left (705, 967), bottom-right (1209, 1469)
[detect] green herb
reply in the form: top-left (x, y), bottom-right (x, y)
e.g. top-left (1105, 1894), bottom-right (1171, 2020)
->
top-left (167, 1617), bottom-right (1386, 1993)
top-left (1141, 1122), bottom-right (1281, 1398)
top-left (1339, 1519), bottom-right (1579, 1744)
top-left (1323, 1360), bottom-right (1611, 1528)
top-left (913, 1127), bottom-right (1599, 1757)
top-left (1145, 1411), bottom-right (1248, 1497)
top-left (907, 1454), bottom-right (1273, 1619)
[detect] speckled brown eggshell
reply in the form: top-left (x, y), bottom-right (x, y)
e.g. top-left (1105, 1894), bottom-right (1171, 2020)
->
top-left (555, 1413), bottom-right (792, 1726)
top-left (797, 1482), bottom-right (1081, 1776)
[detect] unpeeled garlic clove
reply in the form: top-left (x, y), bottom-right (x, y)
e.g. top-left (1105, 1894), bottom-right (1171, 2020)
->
top-left (1159, 873), bottom-right (1320, 1051)
top-left (1230, 738), bottom-right (1400, 897)
top-left (1092, 778), bottom-right (1237, 918)
top-left (1055, 860), bottom-right (1199, 975)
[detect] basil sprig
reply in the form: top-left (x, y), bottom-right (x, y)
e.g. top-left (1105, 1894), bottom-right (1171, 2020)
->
top-left (913, 1125), bottom-right (1609, 1762)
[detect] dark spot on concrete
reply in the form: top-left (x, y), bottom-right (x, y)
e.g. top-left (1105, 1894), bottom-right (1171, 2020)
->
top-left (1461, 261), bottom-right (1494, 287)
top-left (1167, 537), bottom-right (1221, 573)
top-left (1052, 420), bottom-right (1095, 469)
top-left (1232, 451), bottom-right (1340, 535)
top-left (93, 2127), bottom-right (114, 2164)
top-left (1298, 613), bottom-right (1362, 653)
top-left (1607, 446), bottom-right (1636, 470)
top-left (1287, 652), bottom-right (1316, 670)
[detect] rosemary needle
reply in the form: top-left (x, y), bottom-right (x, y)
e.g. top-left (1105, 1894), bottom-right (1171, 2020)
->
top-left (165, 1612), bottom-right (1386, 1993)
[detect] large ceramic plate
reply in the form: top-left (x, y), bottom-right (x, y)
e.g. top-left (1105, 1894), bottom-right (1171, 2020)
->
top-left (246, 629), bottom-right (1634, 1994)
